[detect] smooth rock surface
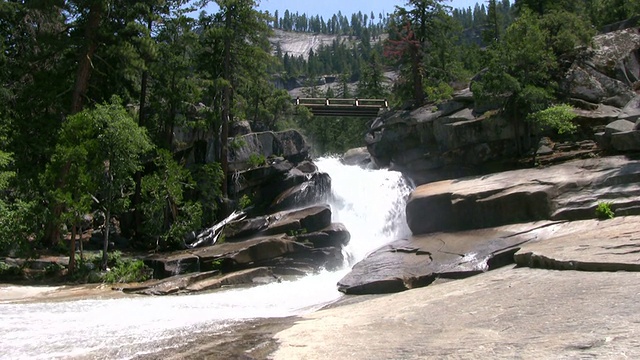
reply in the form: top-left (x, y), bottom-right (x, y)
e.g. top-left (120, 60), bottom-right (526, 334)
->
top-left (272, 266), bottom-right (640, 360)
top-left (515, 216), bottom-right (640, 271)
top-left (337, 222), bottom-right (548, 295)
top-left (406, 156), bottom-right (640, 235)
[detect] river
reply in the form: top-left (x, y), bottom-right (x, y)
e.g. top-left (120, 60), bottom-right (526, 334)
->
top-left (0, 157), bottom-right (412, 359)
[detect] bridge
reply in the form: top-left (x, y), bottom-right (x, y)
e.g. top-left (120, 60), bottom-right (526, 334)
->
top-left (294, 97), bottom-right (389, 118)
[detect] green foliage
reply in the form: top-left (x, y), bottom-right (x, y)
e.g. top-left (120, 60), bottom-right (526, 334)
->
top-left (0, 200), bottom-right (43, 257)
top-left (103, 259), bottom-right (151, 284)
top-left (141, 149), bottom-right (202, 250)
top-left (0, 261), bottom-right (23, 278)
top-left (527, 104), bottom-right (578, 135)
top-left (190, 162), bottom-right (224, 226)
top-left (230, 137), bottom-right (247, 150)
top-left (425, 82), bottom-right (454, 103)
top-left (248, 154), bottom-right (267, 168)
top-left (238, 194), bottom-right (252, 210)
top-left (595, 202), bottom-right (615, 220)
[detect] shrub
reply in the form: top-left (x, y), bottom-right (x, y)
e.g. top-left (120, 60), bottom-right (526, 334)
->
top-left (238, 194), bottom-right (252, 210)
top-left (248, 154), bottom-right (267, 168)
top-left (103, 259), bottom-right (151, 284)
top-left (595, 202), bottom-right (615, 220)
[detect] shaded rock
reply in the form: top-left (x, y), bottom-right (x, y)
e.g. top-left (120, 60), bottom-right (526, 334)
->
top-left (342, 147), bottom-right (372, 167)
top-left (619, 95), bottom-right (640, 122)
top-left (294, 223), bottom-right (351, 248)
top-left (605, 119), bottom-right (635, 135)
top-left (564, 63), bottom-right (634, 108)
top-left (295, 161), bottom-right (317, 173)
top-left (451, 87), bottom-right (474, 103)
top-left (223, 216), bottom-right (269, 241)
top-left (406, 156), bottom-right (640, 235)
top-left (191, 234), bottom-right (309, 270)
top-left (537, 145), bottom-right (553, 156)
top-left (228, 130), bottom-right (309, 172)
top-left (145, 253), bottom-right (200, 279)
top-left (228, 160), bottom-right (293, 195)
top-left (264, 205), bottom-right (332, 236)
top-left (269, 172), bottom-right (331, 212)
top-left (274, 130), bottom-right (310, 164)
top-left (611, 130), bottom-right (640, 151)
top-left (573, 103), bottom-right (621, 124)
top-left (337, 222), bottom-right (551, 295)
top-left (256, 246), bottom-right (345, 272)
top-left (230, 120), bottom-right (252, 137)
top-left (515, 216), bottom-right (640, 271)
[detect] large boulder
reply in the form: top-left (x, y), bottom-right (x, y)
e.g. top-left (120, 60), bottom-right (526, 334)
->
top-left (337, 221), bottom-right (549, 295)
top-left (342, 147), bottom-right (373, 167)
top-left (269, 172), bottom-right (331, 212)
top-left (406, 156), bottom-right (640, 235)
top-left (228, 130), bottom-right (310, 172)
top-left (366, 102), bottom-right (518, 185)
top-left (563, 28), bottom-right (640, 108)
top-left (619, 95), bottom-right (640, 122)
top-left (590, 28), bottom-right (640, 87)
top-left (563, 63), bottom-right (635, 108)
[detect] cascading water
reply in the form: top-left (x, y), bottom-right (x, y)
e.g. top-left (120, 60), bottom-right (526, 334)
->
top-left (0, 157), bottom-right (413, 360)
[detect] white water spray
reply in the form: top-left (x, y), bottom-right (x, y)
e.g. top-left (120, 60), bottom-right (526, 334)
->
top-left (0, 157), bottom-right (413, 359)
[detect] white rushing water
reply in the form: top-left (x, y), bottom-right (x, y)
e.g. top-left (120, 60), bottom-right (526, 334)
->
top-left (0, 157), bottom-right (412, 359)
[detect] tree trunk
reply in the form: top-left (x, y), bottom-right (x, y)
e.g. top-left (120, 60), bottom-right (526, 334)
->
top-left (221, 9), bottom-right (233, 198)
top-left (46, 2), bottom-right (102, 246)
top-left (69, 222), bottom-right (76, 275)
top-left (132, 16), bottom-right (153, 242)
top-left (102, 206), bottom-right (111, 270)
top-left (70, 3), bottom-right (102, 114)
top-left (411, 44), bottom-right (424, 105)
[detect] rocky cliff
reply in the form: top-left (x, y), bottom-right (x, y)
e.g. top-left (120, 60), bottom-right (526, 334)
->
top-left (366, 26), bottom-right (640, 186)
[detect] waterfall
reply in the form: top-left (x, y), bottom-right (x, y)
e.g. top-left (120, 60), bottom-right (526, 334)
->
top-left (0, 157), bottom-right (413, 360)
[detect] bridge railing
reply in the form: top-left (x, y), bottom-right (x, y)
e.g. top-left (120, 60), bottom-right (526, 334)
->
top-left (294, 97), bottom-right (389, 108)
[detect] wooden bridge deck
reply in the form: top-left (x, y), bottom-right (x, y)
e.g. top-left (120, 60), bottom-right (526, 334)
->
top-left (294, 97), bottom-right (389, 117)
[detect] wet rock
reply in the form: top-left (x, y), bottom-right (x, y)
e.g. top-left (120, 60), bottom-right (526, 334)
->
top-left (337, 222), bottom-right (549, 295)
top-left (264, 205), bottom-right (332, 236)
top-left (294, 223), bottom-right (351, 248)
top-left (515, 216), bottom-right (640, 271)
top-left (191, 234), bottom-right (309, 270)
top-left (184, 268), bottom-right (280, 293)
top-left (269, 172), bottom-right (331, 212)
top-left (257, 246), bottom-right (345, 272)
top-left (121, 270), bottom-right (221, 295)
top-left (406, 156), bottom-right (640, 235)
top-left (342, 147), bottom-right (372, 167)
top-left (121, 267), bottom-right (279, 295)
top-left (223, 216), bottom-right (269, 241)
top-left (295, 161), bottom-right (317, 173)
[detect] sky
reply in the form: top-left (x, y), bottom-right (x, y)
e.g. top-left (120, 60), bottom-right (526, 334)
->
top-left (199, 1), bottom-right (483, 19)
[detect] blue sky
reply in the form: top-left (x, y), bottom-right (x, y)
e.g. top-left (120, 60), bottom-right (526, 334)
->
top-left (199, 1), bottom-right (483, 19)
